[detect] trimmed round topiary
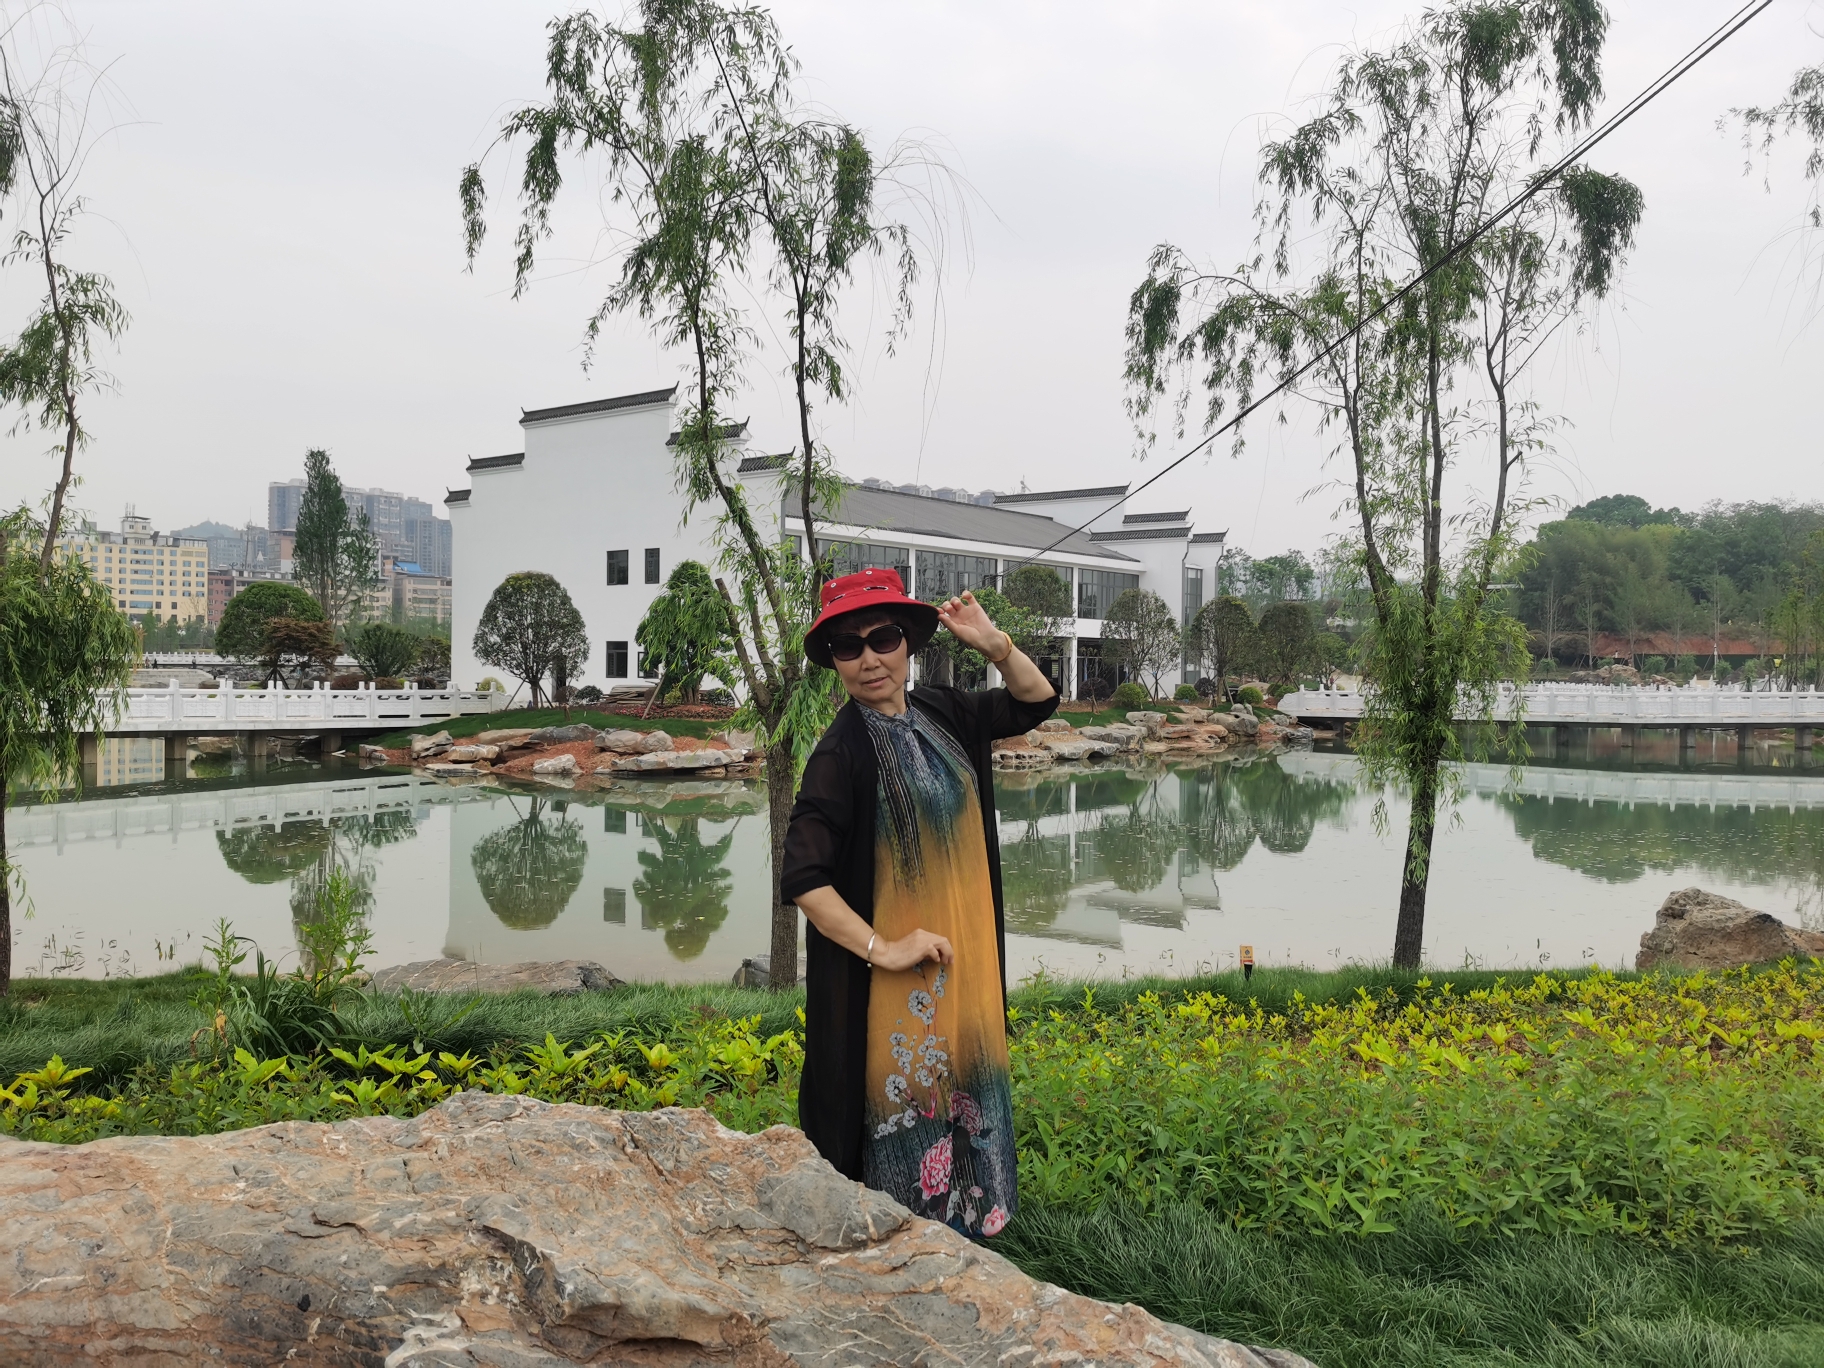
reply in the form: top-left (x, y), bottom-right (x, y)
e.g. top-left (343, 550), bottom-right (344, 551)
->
top-left (1174, 683), bottom-right (1199, 701)
top-left (1237, 684), bottom-right (1265, 707)
top-left (1112, 680), bottom-right (1150, 709)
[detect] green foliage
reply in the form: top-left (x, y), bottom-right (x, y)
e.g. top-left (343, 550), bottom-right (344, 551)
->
top-left (1253, 601), bottom-right (1316, 686)
top-left (1188, 596), bottom-right (1256, 687)
top-left (215, 581), bottom-right (321, 662)
top-left (1733, 59), bottom-right (1824, 231)
top-left (1111, 681), bottom-right (1150, 709)
top-left (1174, 684), bottom-right (1199, 701)
top-left (1102, 588), bottom-right (1180, 699)
top-left (292, 450), bottom-right (379, 625)
top-left (636, 559), bottom-right (733, 704)
top-left (473, 572), bottom-right (589, 709)
top-left (1567, 493), bottom-right (1680, 529)
top-left (0, 510), bottom-right (140, 992)
top-left (1003, 564), bottom-right (1073, 634)
top-left (927, 585), bottom-right (1044, 681)
top-left (416, 634), bottom-right (451, 682)
top-left (998, 1202), bottom-right (1824, 1368)
top-left (348, 621), bottom-right (422, 681)
top-left (632, 816), bottom-right (734, 960)
top-left (260, 616), bottom-right (338, 684)
top-left (1236, 685), bottom-right (1264, 707)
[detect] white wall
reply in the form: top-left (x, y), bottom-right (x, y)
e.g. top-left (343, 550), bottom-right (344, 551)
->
top-left (451, 394), bottom-right (781, 694)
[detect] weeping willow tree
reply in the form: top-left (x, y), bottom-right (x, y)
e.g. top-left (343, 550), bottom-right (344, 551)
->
top-left (459, 0), bottom-right (944, 986)
top-left (0, 510), bottom-right (138, 994)
top-left (1126, 1), bottom-right (1642, 966)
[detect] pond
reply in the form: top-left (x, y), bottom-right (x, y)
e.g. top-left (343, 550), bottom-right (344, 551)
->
top-left (9, 738), bottom-right (1823, 983)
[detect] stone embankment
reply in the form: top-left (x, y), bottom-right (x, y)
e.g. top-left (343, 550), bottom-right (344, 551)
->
top-left (992, 704), bottom-right (1311, 771)
top-left (1637, 888), bottom-right (1824, 971)
top-left (0, 1093), bottom-right (1317, 1367)
top-left (362, 721), bottom-right (762, 790)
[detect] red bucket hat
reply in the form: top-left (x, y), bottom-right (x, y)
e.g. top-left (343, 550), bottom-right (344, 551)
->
top-left (803, 567), bottom-right (939, 668)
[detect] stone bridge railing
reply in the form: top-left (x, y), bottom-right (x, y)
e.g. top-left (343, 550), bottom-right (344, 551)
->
top-left (106, 682), bottom-right (509, 734)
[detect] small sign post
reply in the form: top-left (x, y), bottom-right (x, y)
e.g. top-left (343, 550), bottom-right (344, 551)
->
top-left (1239, 944), bottom-right (1255, 982)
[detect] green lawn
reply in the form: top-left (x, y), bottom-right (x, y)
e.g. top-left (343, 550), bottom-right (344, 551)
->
top-left (369, 705), bottom-right (730, 749)
top-left (999, 1200), bottom-right (1824, 1368)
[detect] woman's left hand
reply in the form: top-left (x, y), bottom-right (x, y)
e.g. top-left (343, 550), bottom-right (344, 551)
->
top-left (937, 591), bottom-right (1010, 660)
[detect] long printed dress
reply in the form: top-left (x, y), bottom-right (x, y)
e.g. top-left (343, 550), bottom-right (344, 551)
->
top-left (856, 705), bottom-right (1017, 1238)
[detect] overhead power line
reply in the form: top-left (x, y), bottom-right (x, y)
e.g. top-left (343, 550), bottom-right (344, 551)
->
top-left (1011, 0), bottom-right (1773, 569)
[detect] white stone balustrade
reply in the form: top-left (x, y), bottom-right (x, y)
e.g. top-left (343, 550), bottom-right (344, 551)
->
top-left (1279, 683), bottom-right (1824, 727)
top-left (103, 680), bottom-right (508, 734)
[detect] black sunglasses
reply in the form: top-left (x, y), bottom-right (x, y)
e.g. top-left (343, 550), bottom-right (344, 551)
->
top-left (827, 624), bottom-right (907, 662)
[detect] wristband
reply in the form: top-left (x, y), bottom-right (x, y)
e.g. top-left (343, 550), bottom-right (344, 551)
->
top-left (987, 632), bottom-right (1014, 665)
top-left (865, 932), bottom-right (877, 967)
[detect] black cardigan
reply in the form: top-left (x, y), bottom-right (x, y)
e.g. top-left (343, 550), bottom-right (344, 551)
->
top-left (779, 683), bottom-right (1059, 1179)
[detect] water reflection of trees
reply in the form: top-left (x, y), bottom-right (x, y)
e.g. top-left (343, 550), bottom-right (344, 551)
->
top-left (633, 816), bottom-right (735, 960)
top-left (471, 797), bottom-right (589, 930)
top-left (217, 808), bottom-right (423, 967)
top-left (995, 759), bottom-right (1354, 931)
top-left (1501, 796), bottom-right (1824, 921)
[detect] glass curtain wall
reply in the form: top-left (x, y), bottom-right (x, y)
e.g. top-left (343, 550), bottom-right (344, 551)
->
top-left (1076, 568), bottom-right (1140, 621)
top-left (1181, 565), bottom-right (1204, 682)
top-left (916, 552), bottom-right (1000, 600)
top-left (826, 541), bottom-right (912, 587)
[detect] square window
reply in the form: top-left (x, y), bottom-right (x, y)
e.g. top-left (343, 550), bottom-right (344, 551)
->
top-left (644, 548), bottom-right (661, 584)
top-left (606, 549), bottom-right (629, 585)
top-left (604, 640), bottom-right (628, 678)
top-left (603, 887), bottom-right (627, 923)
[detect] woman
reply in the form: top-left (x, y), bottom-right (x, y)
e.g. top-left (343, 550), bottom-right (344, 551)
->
top-left (781, 566), bottom-right (1058, 1239)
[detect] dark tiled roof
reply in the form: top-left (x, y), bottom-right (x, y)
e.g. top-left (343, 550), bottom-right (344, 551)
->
top-left (805, 484), bottom-right (1136, 561)
top-left (444, 489), bottom-right (471, 506)
top-left (1123, 510), bottom-right (1189, 524)
top-left (665, 421), bottom-right (749, 447)
top-left (993, 485), bottom-right (1128, 505)
top-left (520, 385), bottom-right (677, 425)
top-left (466, 453), bottom-right (525, 473)
top-left (1090, 526), bottom-right (1190, 542)
top-left (737, 452), bottom-right (792, 474)
top-left (1190, 531), bottom-right (1227, 544)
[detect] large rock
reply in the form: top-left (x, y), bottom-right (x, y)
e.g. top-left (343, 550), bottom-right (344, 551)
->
top-left (1080, 723), bottom-right (1146, 749)
top-left (1126, 710), bottom-right (1168, 737)
top-left (991, 748), bottom-right (1054, 770)
top-left (1037, 737), bottom-right (1121, 762)
top-left (0, 1095), bottom-right (1315, 1366)
top-left (606, 750), bottom-right (735, 775)
top-left (596, 728), bottom-right (649, 752)
top-left (1211, 712), bottom-right (1259, 737)
top-left (444, 743), bottom-right (500, 763)
top-left (730, 954), bottom-right (809, 987)
top-left (1037, 717), bottom-right (1074, 732)
top-left (410, 729), bottom-right (453, 758)
top-left (532, 752), bottom-right (580, 776)
top-left (635, 729), bottom-right (676, 753)
top-left (369, 958), bottom-right (622, 995)
top-left (1636, 888), bottom-right (1824, 971)
top-left (528, 722), bottom-right (598, 745)
top-left (473, 728), bottom-right (534, 748)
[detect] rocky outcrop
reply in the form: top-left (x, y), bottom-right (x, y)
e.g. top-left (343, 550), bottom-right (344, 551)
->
top-left (410, 729), bottom-right (453, 758)
top-left (445, 743), bottom-right (500, 763)
top-left (473, 728), bottom-right (534, 748)
top-left (369, 958), bottom-right (621, 995)
top-left (528, 722), bottom-right (600, 745)
top-left (1080, 723), bottom-right (1146, 749)
top-left (604, 749), bottom-right (734, 775)
top-left (0, 1095), bottom-right (1316, 1367)
top-left (1126, 710), bottom-right (1168, 736)
top-left (597, 728), bottom-right (650, 752)
top-left (532, 752), bottom-right (580, 776)
top-left (1637, 888), bottom-right (1824, 971)
top-left (991, 746), bottom-right (1054, 770)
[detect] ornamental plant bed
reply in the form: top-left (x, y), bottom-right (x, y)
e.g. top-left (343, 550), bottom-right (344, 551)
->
top-left (8, 964), bottom-right (1824, 1246)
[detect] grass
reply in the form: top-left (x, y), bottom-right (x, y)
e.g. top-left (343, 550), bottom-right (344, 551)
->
top-left (998, 1200), bottom-right (1824, 1368)
top-left (0, 963), bottom-right (1642, 1089)
top-left (369, 705), bottom-right (729, 749)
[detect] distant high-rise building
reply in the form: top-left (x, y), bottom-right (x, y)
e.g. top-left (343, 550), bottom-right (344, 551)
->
top-left (347, 486), bottom-right (406, 555)
top-left (60, 509), bottom-right (211, 623)
top-left (268, 478), bottom-right (306, 533)
top-left (402, 506), bottom-right (453, 578)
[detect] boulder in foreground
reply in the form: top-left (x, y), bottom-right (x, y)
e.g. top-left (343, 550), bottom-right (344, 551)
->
top-left (1637, 887), bottom-right (1824, 971)
top-left (369, 958), bottom-right (622, 995)
top-left (0, 1095), bottom-right (1317, 1367)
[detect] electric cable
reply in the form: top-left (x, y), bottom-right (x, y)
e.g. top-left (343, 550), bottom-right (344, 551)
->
top-left (1006, 0), bottom-right (1773, 570)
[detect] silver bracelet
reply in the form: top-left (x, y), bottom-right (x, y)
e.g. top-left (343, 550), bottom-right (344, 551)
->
top-left (865, 932), bottom-right (877, 966)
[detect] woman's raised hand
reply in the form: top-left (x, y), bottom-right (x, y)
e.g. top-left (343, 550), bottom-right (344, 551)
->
top-left (936, 590), bottom-right (1009, 659)
top-left (874, 928), bottom-right (954, 971)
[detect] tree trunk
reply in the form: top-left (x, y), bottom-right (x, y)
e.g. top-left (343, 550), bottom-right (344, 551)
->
top-left (1390, 764), bottom-right (1438, 969)
top-left (764, 738), bottom-right (799, 990)
top-left (0, 787), bottom-right (11, 996)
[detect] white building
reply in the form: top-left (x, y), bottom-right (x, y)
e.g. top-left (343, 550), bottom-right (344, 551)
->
top-left (60, 511), bottom-right (211, 624)
top-left (447, 386), bottom-right (1225, 699)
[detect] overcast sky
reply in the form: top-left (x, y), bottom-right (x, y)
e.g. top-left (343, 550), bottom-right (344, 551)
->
top-left (0, 0), bottom-right (1817, 560)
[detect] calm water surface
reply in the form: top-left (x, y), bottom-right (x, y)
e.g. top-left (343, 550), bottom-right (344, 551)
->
top-left (11, 736), bottom-right (1823, 983)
